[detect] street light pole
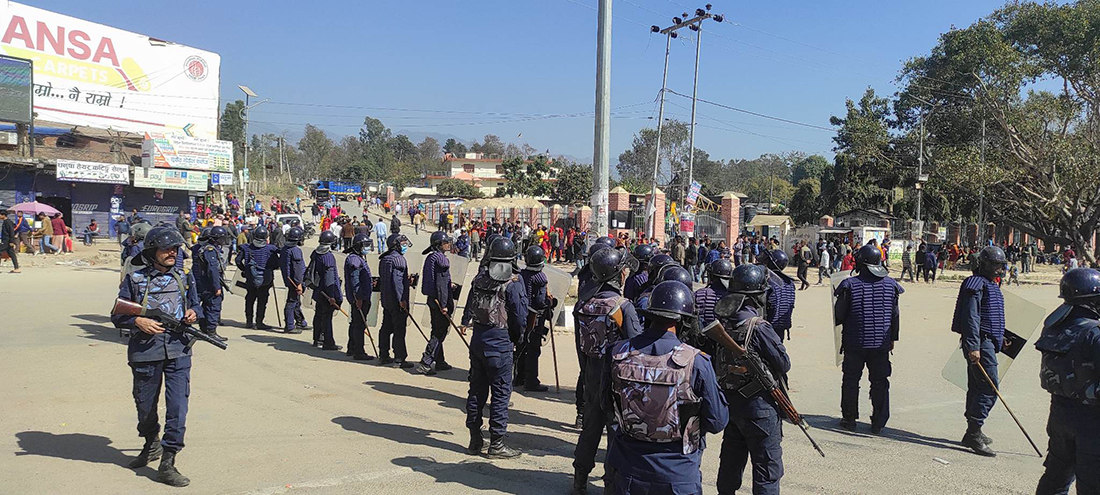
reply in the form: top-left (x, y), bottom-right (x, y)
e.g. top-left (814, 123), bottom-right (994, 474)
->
top-left (686, 21), bottom-right (703, 209)
top-left (591, 0), bottom-right (613, 238)
top-left (646, 33), bottom-right (671, 240)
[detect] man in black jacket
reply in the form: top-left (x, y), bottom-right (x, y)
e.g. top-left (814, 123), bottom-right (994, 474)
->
top-left (0, 209), bottom-right (20, 273)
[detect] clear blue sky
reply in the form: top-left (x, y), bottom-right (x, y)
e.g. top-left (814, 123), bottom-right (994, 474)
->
top-left (31, 0), bottom-right (1009, 162)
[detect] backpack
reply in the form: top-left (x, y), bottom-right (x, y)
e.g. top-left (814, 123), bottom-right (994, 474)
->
top-left (577, 295), bottom-right (626, 358)
top-left (303, 256), bottom-right (323, 289)
top-left (611, 341), bottom-right (703, 454)
top-left (470, 276), bottom-right (513, 328)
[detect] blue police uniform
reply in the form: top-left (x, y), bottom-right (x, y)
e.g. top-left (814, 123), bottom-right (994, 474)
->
top-left (515, 268), bottom-right (549, 388)
top-left (344, 252), bottom-right (373, 356)
top-left (605, 329), bottom-right (729, 494)
top-left (717, 305), bottom-right (791, 495)
top-left (191, 241), bottom-right (224, 334)
top-left (281, 244), bottom-right (307, 331)
top-left (834, 272), bottom-right (903, 430)
top-left (379, 248), bottom-right (411, 362)
top-left (235, 243), bottom-right (281, 327)
top-left (460, 270), bottom-right (529, 441)
top-left (1035, 306), bottom-right (1100, 494)
top-left (692, 282), bottom-right (728, 355)
top-left (765, 270), bottom-right (796, 340)
top-left (951, 274), bottom-right (1005, 430)
top-left (122, 239), bottom-right (144, 264)
top-left (573, 265), bottom-right (598, 418)
top-left (419, 250), bottom-right (454, 368)
top-left (623, 270), bottom-right (649, 301)
top-left (573, 285), bottom-right (643, 478)
top-left (112, 264), bottom-right (203, 454)
top-left (309, 248), bottom-right (342, 347)
top-left (454, 234), bottom-right (470, 257)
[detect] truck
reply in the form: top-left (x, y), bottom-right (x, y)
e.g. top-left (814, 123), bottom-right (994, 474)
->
top-left (312, 180), bottom-right (361, 200)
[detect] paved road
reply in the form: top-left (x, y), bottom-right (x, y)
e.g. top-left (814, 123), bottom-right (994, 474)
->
top-left (0, 201), bottom-right (1059, 494)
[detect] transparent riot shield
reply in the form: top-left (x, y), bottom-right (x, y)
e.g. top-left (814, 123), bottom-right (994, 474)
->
top-left (940, 290), bottom-right (1045, 390)
top-left (829, 271), bottom-right (852, 367)
top-left (542, 265), bottom-right (574, 330)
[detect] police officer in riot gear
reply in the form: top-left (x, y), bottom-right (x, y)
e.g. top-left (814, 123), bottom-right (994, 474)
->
top-left (577, 237), bottom-right (618, 298)
top-left (515, 245), bottom-right (551, 392)
top-left (192, 225), bottom-right (229, 342)
top-left (714, 264), bottom-right (790, 495)
top-left (605, 280), bottom-right (729, 494)
top-left (834, 244), bottom-right (903, 434)
top-left (308, 230), bottom-right (343, 350)
top-left (344, 233), bottom-right (374, 360)
top-left (634, 254), bottom-right (681, 327)
top-left (693, 259), bottom-right (734, 354)
top-left (951, 245), bottom-right (1008, 456)
top-left (573, 239), bottom-right (619, 428)
top-left (623, 243), bottom-right (656, 300)
top-left (1035, 268), bottom-right (1100, 494)
top-left (572, 246), bottom-right (643, 495)
top-left (112, 226), bottom-right (203, 487)
top-left (235, 225), bottom-right (281, 330)
top-left (281, 226), bottom-right (310, 334)
top-left (417, 231), bottom-right (457, 374)
top-left (379, 233), bottom-right (414, 367)
top-left (759, 248), bottom-right (796, 341)
top-left (460, 237), bottom-right (529, 458)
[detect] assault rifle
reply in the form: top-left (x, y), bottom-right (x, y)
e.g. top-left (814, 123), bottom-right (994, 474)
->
top-left (703, 317), bottom-right (824, 457)
top-left (112, 298), bottom-right (229, 351)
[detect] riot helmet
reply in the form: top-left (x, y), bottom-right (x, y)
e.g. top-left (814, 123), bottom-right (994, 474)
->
top-left (130, 222), bottom-right (152, 241)
top-left (423, 230), bottom-right (452, 255)
top-left (1060, 268), bottom-right (1100, 306)
top-left (641, 280), bottom-right (696, 323)
top-left (707, 258), bottom-right (734, 289)
top-left (285, 227), bottom-right (304, 245)
top-left (142, 226), bottom-right (184, 269)
top-left (647, 253), bottom-right (676, 283)
top-left (855, 244), bottom-right (888, 278)
top-left (728, 264), bottom-right (768, 295)
top-left (346, 233), bottom-right (371, 254)
top-left (590, 246), bottom-right (630, 288)
top-left (659, 265), bottom-right (693, 288)
top-left (633, 243), bottom-right (656, 266)
top-left (976, 246), bottom-right (1008, 280)
top-left (758, 248), bottom-right (789, 272)
top-left (319, 230), bottom-right (339, 248)
top-left (524, 245), bottom-right (546, 271)
top-left (209, 226), bottom-right (231, 246)
top-left (251, 225), bottom-right (269, 247)
top-left (198, 227), bottom-right (212, 242)
top-left (386, 234), bottom-right (413, 254)
top-left (487, 237), bottom-right (518, 282)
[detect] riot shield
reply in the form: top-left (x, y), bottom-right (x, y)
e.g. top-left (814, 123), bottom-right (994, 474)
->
top-left (829, 271), bottom-right (852, 367)
top-left (446, 252), bottom-right (473, 308)
top-left (542, 265), bottom-right (573, 330)
top-left (940, 290), bottom-right (1045, 389)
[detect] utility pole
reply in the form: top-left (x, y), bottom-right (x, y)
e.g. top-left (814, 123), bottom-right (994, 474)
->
top-left (261, 134), bottom-right (267, 185)
top-left (238, 85), bottom-right (267, 196)
top-left (978, 118), bottom-right (986, 244)
top-left (591, 0), bottom-right (613, 238)
top-left (917, 110), bottom-right (924, 225)
top-left (647, 7), bottom-right (722, 240)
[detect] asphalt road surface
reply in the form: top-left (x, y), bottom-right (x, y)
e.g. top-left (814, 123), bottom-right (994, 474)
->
top-left (0, 202), bottom-right (1060, 494)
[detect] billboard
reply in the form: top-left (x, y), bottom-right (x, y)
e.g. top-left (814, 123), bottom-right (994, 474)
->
top-left (133, 168), bottom-right (208, 192)
top-left (142, 132), bottom-right (233, 172)
top-left (0, 55), bottom-right (30, 123)
top-left (56, 159), bottom-right (129, 184)
top-left (1, 2), bottom-right (220, 138)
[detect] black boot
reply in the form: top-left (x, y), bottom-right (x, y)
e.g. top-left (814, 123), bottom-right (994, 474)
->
top-left (962, 424), bottom-right (996, 457)
top-left (570, 470), bottom-right (589, 495)
top-left (574, 412), bottom-right (584, 429)
top-left (155, 450), bottom-right (191, 487)
top-left (206, 329), bottom-right (227, 342)
top-left (486, 437), bottom-right (521, 459)
top-left (467, 429), bottom-right (484, 455)
top-left (128, 436), bottom-right (162, 468)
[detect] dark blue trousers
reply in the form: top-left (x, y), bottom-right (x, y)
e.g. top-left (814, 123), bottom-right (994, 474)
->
top-left (573, 354), bottom-right (613, 475)
top-left (841, 347), bottom-right (892, 428)
top-left (347, 302), bottom-right (367, 356)
top-left (1036, 397), bottom-right (1100, 495)
top-left (717, 393), bottom-right (783, 495)
top-left (130, 355), bottom-right (191, 452)
top-left (199, 294), bottom-right (222, 332)
top-left (465, 351), bottom-right (513, 440)
top-left (244, 284), bottom-right (271, 325)
top-left (420, 299), bottom-right (450, 367)
top-left (379, 306), bottom-right (408, 361)
top-left (313, 299), bottom-right (336, 347)
top-left (284, 288), bottom-right (303, 331)
top-left (965, 336), bottom-right (999, 427)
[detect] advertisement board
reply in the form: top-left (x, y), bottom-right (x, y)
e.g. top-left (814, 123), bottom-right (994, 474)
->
top-left (56, 159), bottom-right (129, 184)
top-left (0, 55), bottom-right (31, 123)
top-left (211, 172), bottom-right (233, 186)
top-left (133, 168), bottom-right (208, 192)
top-left (141, 132), bottom-right (233, 172)
top-left (1, 2), bottom-right (221, 137)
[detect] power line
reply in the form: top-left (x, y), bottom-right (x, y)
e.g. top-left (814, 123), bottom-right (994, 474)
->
top-left (664, 88), bottom-right (834, 131)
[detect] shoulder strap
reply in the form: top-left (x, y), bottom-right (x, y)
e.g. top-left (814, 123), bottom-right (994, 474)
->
top-left (609, 297), bottom-right (625, 328)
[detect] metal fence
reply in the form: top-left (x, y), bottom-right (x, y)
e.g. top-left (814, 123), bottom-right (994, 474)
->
top-left (694, 211), bottom-right (726, 242)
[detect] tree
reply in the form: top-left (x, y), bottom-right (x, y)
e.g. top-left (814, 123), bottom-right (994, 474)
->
top-left (552, 162), bottom-right (592, 206)
top-left (437, 178), bottom-right (483, 198)
top-left (417, 137), bottom-right (441, 163)
top-left (789, 178), bottom-right (823, 225)
top-left (297, 125), bottom-right (335, 181)
top-left (388, 134), bottom-right (418, 163)
top-left (616, 120), bottom-right (690, 193)
top-left (898, 0), bottom-right (1100, 263)
top-left (828, 88), bottom-right (904, 213)
top-left (443, 138), bottom-right (467, 156)
top-left (498, 155), bottom-right (554, 198)
top-left (219, 100), bottom-right (246, 168)
top-left (791, 155), bottom-right (831, 186)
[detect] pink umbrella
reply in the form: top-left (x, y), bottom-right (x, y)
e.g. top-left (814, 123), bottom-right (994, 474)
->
top-left (11, 201), bottom-right (60, 215)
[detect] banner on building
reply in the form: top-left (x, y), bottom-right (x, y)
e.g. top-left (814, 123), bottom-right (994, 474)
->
top-left (1, 2), bottom-right (221, 138)
top-left (211, 172), bottom-right (234, 186)
top-left (133, 167), bottom-right (208, 192)
top-left (142, 132), bottom-right (233, 172)
top-left (0, 55), bottom-right (31, 123)
top-left (56, 159), bottom-right (129, 184)
top-left (679, 212), bottom-right (695, 235)
top-left (684, 181), bottom-right (702, 208)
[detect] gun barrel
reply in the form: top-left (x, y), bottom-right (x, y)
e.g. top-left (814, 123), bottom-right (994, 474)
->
top-left (181, 324), bottom-right (229, 350)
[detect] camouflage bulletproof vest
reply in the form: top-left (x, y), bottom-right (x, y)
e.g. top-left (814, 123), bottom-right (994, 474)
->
top-left (714, 317), bottom-right (767, 396)
top-left (610, 340), bottom-right (703, 454)
top-left (470, 278), bottom-right (513, 328)
top-left (1035, 317), bottom-right (1100, 406)
top-left (577, 295), bottom-right (626, 358)
top-left (131, 267), bottom-right (188, 321)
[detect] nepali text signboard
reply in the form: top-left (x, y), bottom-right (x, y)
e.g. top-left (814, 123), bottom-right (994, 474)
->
top-left (1, 2), bottom-right (221, 138)
top-left (133, 168), bottom-right (208, 192)
top-left (56, 159), bottom-right (129, 184)
top-left (142, 132), bottom-right (233, 172)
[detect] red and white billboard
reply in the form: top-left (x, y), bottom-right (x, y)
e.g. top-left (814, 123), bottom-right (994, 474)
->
top-left (0, 2), bottom-right (221, 138)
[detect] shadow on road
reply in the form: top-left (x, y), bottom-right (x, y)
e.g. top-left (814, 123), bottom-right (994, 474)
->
top-left (71, 314), bottom-right (128, 345)
top-left (13, 431), bottom-right (156, 481)
top-left (364, 381), bottom-right (574, 434)
top-left (802, 414), bottom-right (974, 454)
top-left (331, 416), bottom-right (465, 454)
top-left (391, 456), bottom-right (574, 495)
